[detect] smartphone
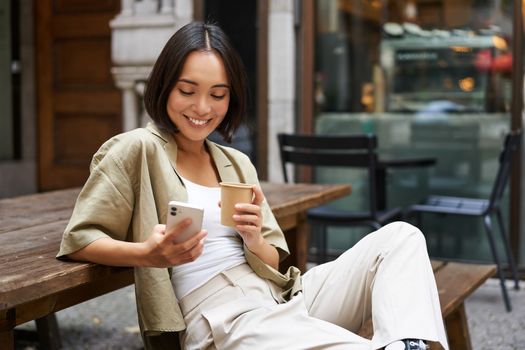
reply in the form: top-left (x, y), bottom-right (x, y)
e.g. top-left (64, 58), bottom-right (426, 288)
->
top-left (166, 201), bottom-right (204, 244)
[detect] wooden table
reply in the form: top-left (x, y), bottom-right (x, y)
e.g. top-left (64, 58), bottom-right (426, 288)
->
top-left (0, 182), bottom-right (350, 349)
top-left (263, 182), bottom-right (351, 272)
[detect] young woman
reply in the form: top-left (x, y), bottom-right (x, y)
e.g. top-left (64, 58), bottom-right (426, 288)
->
top-left (57, 22), bottom-right (448, 350)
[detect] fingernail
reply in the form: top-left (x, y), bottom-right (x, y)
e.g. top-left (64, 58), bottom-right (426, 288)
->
top-left (233, 215), bottom-right (240, 220)
top-left (235, 204), bottom-right (242, 209)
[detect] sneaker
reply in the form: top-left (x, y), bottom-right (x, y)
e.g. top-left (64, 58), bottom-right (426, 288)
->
top-left (385, 339), bottom-right (428, 350)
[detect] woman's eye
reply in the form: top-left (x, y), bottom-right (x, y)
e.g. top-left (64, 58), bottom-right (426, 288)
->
top-left (179, 89), bottom-right (194, 96)
top-left (211, 94), bottom-right (226, 100)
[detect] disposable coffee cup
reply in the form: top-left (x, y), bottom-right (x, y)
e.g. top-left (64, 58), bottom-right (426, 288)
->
top-left (220, 182), bottom-right (254, 227)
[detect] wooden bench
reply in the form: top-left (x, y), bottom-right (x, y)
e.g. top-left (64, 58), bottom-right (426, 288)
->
top-left (358, 260), bottom-right (497, 350)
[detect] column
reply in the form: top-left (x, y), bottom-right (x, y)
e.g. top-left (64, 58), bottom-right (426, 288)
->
top-left (160, 0), bottom-right (174, 14)
top-left (119, 80), bottom-right (140, 131)
top-left (120, 0), bottom-right (134, 16)
top-left (268, 0), bottom-right (296, 182)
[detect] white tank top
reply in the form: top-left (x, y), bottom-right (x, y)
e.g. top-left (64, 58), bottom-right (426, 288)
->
top-left (171, 176), bottom-right (246, 299)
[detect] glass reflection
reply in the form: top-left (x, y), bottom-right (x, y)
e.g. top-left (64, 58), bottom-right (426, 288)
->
top-left (312, 0), bottom-right (514, 262)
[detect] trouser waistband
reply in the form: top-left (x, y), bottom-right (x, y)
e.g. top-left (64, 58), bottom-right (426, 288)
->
top-left (179, 263), bottom-right (253, 316)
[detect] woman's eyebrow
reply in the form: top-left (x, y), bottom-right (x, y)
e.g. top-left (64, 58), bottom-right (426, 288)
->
top-left (177, 78), bottom-right (197, 85)
top-left (212, 83), bottom-right (230, 89)
top-left (177, 79), bottom-right (229, 89)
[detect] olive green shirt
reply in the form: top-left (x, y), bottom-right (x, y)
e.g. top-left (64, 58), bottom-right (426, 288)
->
top-left (57, 123), bottom-right (302, 349)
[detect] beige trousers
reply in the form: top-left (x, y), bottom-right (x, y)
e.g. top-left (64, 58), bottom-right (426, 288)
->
top-left (179, 222), bottom-right (449, 350)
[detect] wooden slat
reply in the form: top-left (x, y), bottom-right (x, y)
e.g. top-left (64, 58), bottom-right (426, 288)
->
top-left (0, 219), bottom-right (133, 310)
top-left (0, 183), bottom-right (351, 231)
top-left (431, 260), bottom-right (446, 272)
top-left (12, 269), bottom-right (133, 326)
top-left (434, 262), bottom-right (496, 317)
top-left (1, 259), bottom-right (132, 312)
top-left (358, 260), bottom-right (496, 349)
top-left (0, 220), bottom-right (68, 261)
top-left (275, 214), bottom-right (298, 232)
top-left (264, 183), bottom-right (351, 218)
top-left (0, 188), bottom-right (80, 233)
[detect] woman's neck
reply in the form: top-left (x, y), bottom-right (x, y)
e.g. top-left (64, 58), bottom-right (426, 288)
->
top-left (174, 137), bottom-right (220, 186)
top-left (174, 135), bottom-right (207, 157)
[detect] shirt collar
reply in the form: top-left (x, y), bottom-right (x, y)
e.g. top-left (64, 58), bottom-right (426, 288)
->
top-left (146, 122), bottom-right (238, 183)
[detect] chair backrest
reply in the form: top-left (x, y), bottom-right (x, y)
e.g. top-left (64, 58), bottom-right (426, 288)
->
top-left (488, 130), bottom-right (522, 211)
top-left (277, 133), bottom-right (379, 214)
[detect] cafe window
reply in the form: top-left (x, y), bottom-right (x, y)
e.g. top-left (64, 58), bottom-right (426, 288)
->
top-left (308, 0), bottom-right (518, 263)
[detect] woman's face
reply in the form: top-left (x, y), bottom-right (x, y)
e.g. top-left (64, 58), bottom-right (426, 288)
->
top-left (167, 50), bottom-right (230, 144)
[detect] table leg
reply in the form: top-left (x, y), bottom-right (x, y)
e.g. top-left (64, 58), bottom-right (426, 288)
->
top-left (0, 309), bottom-right (16, 350)
top-left (36, 313), bottom-right (62, 350)
top-left (280, 212), bottom-right (309, 273)
top-left (445, 303), bottom-right (472, 350)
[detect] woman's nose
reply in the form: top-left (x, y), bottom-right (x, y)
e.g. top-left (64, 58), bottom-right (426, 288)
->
top-left (193, 96), bottom-right (211, 116)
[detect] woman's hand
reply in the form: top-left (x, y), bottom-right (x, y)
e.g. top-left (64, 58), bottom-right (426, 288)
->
top-left (231, 185), bottom-right (279, 269)
top-left (141, 219), bottom-right (208, 268)
top-left (233, 185), bottom-right (264, 248)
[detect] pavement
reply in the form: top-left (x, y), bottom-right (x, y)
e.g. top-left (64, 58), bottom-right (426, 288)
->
top-left (15, 277), bottom-right (524, 350)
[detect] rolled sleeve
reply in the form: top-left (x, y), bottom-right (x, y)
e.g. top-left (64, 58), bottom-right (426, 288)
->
top-left (57, 153), bottom-right (134, 258)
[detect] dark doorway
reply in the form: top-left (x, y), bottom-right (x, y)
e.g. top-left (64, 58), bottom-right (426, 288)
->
top-left (204, 0), bottom-right (257, 163)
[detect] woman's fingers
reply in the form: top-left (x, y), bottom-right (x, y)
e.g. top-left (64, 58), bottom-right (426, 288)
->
top-left (233, 213), bottom-right (260, 226)
top-left (235, 224), bottom-right (260, 235)
top-left (251, 185), bottom-right (265, 206)
top-left (234, 203), bottom-right (261, 215)
top-left (163, 218), bottom-right (191, 237)
top-left (174, 229), bottom-right (207, 251)
top-left (232, 188), bottom-right (263, 234)
top-left (173, 234), bottom-right (206, 263)
top-left (150, 225), bottom-right (207, 266)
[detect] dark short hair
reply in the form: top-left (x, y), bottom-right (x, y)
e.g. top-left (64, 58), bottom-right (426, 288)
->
top-left (144, 21), bottom-right (248, 143)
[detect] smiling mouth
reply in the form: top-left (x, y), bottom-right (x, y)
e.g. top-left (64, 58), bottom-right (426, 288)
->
top-left (185, 115), bottom-right (210, 126)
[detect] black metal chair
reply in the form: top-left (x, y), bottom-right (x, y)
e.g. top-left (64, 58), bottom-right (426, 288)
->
top-left (278, 133), bottom-right (402, 263)
top-left (405, 130), bottom-right (521, 312)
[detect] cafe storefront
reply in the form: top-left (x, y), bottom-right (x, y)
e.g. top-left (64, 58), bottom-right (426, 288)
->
top-left (1, 0), bottom-right (523, 272)
top-left (296, 0), bottom-right (524, 270)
